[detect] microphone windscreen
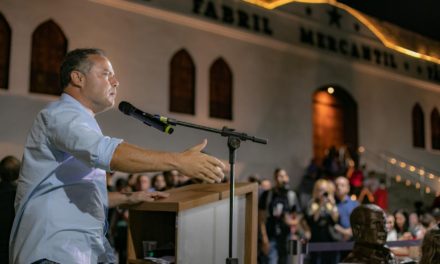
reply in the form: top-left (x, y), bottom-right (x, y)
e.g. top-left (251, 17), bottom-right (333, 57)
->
top-left (118, 101), bottom-right (134, 115)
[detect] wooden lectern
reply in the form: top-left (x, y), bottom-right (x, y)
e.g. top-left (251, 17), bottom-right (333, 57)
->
top-left (125, 182), bottom-right (258, 264)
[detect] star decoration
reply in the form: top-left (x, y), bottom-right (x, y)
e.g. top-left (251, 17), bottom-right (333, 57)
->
top-left (328, 7), bottom-right (342, 28)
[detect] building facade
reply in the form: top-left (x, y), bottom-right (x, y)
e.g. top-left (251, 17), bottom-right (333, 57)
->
top-left (0, 0), bottom-right (439, 191)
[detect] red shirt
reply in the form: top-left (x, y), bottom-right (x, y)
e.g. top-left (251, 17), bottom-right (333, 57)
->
top-left (350, 170), bottom-right (364, 187)
top-left (374, 187), bottom-right (388, 210)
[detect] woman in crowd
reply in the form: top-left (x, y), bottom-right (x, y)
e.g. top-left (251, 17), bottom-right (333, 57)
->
top-left (386, 213), bottom-right (398, 241)
top-left (409, 212), bottom-right (425, 240)
top-left (306, 179), bottom-right (339, 264)
top-left (391, 209), bottom-right (412, 257)
top-left (394, 209), bottom-right (411, 239)
top-left (151, 173), bottom-right (167, 192)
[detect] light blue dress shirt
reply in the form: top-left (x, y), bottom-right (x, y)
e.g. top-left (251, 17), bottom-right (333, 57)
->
top-left (10, 93), bottom-right (123, 264)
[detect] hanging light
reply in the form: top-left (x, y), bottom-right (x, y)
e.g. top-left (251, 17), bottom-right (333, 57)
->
top-left (358, 146), bottom-right (365, 153)
top-left (400, 162), bottom-right (407, 168)
top-left (389, 158), bottom-right (397, 164)
top-left (395, 175), bottom-right (402, 182)
top-left (415, 182), bottom-right (421, 189)
top-left (409, 166), bottom-right (416, 172)
top-left (426, 187), bottom-right (431, 194)
top-left (428, 173), bottom-right (435, 179)
top-left (419, 169), bottom-right (425, 176)
top-left (405, 180), bottom-right (411, 186)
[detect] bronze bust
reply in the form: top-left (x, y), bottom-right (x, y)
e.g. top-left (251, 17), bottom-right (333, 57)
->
top-left (343, 204), bottom-right (399, 264)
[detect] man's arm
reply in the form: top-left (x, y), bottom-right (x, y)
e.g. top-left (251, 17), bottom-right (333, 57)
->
top-left (110, 139), bottom-right (225, 183)
top-left (108, 191), bottom-right (169, 208)
top-left (258, 209), bottom-right (270, 255)
top-left (334, 224), bottom-right (353, 241)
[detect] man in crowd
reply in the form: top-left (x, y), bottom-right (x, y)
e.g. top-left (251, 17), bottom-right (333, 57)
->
top-left (334, 176), bottom-right (359, 261)
top-left (334, 176), bottom-right (359, 241)
top-left (10, 48), bottom-right (225, 264)
top-left (259, 168), bottom-right (301, 264)
top-left (0, 156), bottom-right (20, 263)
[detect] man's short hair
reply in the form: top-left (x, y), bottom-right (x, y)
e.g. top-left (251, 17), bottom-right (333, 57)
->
top-left (0, 155), bottom-right (21, 182)
top-left (60, 48), bottom-right (105, 89)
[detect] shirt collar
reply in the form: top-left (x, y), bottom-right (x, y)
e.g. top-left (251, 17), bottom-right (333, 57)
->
top-left (60, 93), bottom-right (95, 117)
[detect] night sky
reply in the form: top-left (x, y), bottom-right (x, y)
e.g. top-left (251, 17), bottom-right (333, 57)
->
top-left (337, 0), bottom-right (440, 41)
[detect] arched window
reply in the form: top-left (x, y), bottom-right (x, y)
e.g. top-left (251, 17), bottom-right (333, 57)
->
top-left (169, 49), bottom-right (195, 114)
top-left (412, 103), bottom-right (425, 148)
top-left (30, 20), bottom-right (67, 95)
top-left (0, 13), bottom-right (11, 89)
top-left (209, 58), bottom-right (232, 120)
top-left (431, 108), bottom-right (440, 150)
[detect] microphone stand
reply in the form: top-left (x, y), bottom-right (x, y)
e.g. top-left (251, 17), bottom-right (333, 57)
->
top-left (161, 116), bottom-right (267, 264)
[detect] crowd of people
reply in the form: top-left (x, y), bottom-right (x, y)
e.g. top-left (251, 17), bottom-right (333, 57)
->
top-left (252, 146), bottom-right (440, 264)
top-left (1, 141), bottom-right (440, 264)
top-left (1, 149), bottom-right (440, 264)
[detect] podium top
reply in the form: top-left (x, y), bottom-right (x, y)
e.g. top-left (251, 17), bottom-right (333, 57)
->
top-left (125, 182), bottom-right (257, 212)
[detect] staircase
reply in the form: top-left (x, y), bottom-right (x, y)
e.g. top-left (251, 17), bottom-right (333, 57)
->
top-left (358, 148), bottom-right (438, 211)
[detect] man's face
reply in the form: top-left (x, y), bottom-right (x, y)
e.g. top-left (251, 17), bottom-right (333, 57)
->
top-left (275, 170), bottom-right (289, 187)
top-left (335, 177), bottom-right (350, 198)
top-left (81, 54), bottom-right (119, 113)
top-left (137, 175), bottom-right (150, 192)
top-left (260, 179), bottom-right (272, 191)
top-left (166, 170), bottom-right (180, 186)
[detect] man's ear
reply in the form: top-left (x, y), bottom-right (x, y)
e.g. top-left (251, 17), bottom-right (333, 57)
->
top-left (70, 70), bottom-right (85, 88)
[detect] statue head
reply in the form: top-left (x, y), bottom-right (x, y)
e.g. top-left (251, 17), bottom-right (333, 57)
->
top-left (350, 204), bottom-right (387, 245)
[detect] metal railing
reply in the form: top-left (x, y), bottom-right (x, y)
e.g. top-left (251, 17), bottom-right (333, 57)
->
top-left (287, 239), bottom-right (421, 264)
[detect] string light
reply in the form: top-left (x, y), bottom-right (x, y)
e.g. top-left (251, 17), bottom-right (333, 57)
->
top-left (358, 146), bottom-right (365, 153)
top-left (363, 152), bottom-right (438, 194)
top-left (327, 87), bottom-right (335, 94)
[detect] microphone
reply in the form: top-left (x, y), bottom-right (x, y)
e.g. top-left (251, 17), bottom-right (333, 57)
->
top-left (118, 101), bottom-right (174, 134)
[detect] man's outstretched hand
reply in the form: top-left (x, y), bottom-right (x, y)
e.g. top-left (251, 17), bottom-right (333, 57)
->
top-left (177, 139), bottom-right (225, 183)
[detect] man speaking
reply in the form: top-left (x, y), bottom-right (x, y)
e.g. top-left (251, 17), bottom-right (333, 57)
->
top-left (10, 48), bottom-right (225, 264)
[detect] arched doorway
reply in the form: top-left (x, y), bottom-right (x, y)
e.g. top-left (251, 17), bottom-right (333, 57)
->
top-left (313, 85), bottom-right (358, 166)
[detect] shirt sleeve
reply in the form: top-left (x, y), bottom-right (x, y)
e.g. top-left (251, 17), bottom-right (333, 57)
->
top-left (45, 108), bottom-right (123, 172)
